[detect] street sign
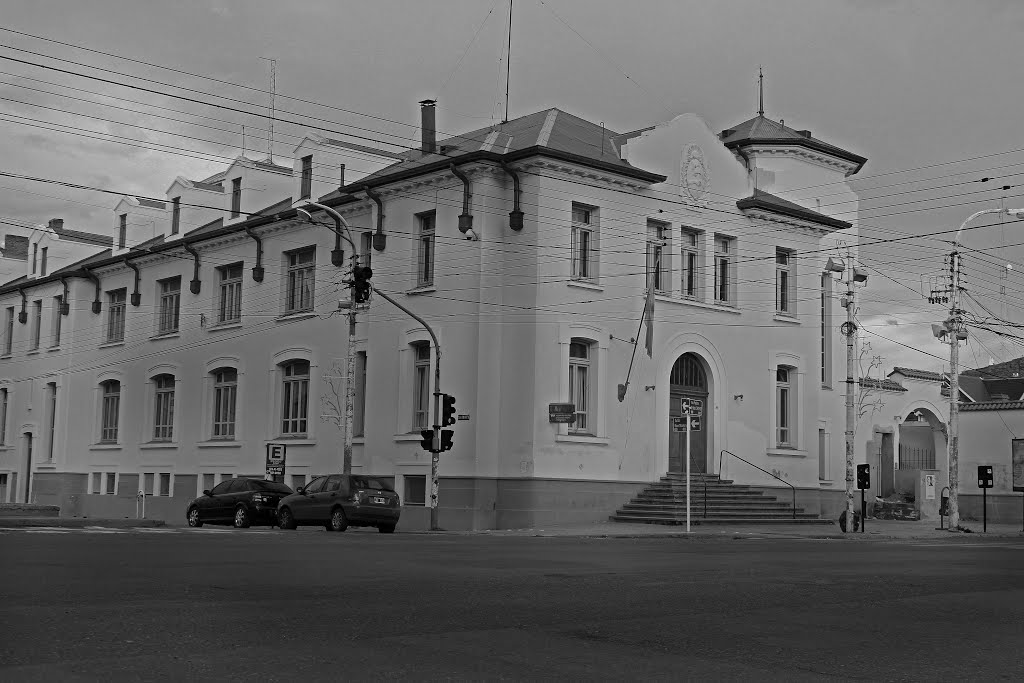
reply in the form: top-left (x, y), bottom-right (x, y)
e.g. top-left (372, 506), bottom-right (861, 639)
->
top-left (978, 465), bottom-right (994, 489)
top-left (266, 443), bottom-right (287, 477)
top-left (457, 414), bottom-right (471, 421)
top-left (671, 417), bottom-right (686, 432)
top-left (679, 397), bottom-right (704, 415)
top-left (548, 403), bottom-right (576, 424)
top-left (688, 416), bottom-right (701, 431)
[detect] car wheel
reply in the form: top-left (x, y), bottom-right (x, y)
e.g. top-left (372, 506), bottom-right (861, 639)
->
top-left (233, 505), bottom-right (251, 529)
top-left (378, 524), bottom-right (396, 534)
top-left (187, 506), bottom-right (203, 528)
top-left (329, 507), bottom-right (348, 532)
top-left (278, 507), bottom-right (296, 530)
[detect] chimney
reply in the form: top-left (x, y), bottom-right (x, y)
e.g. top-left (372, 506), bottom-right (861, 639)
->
top-left (419, 99), bottom-right (437, 155)
top-left (48, 218), bottom-right (64, 231)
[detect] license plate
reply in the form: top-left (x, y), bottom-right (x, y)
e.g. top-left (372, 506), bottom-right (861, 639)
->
top-left (372, 497), bottom-right (386, 505)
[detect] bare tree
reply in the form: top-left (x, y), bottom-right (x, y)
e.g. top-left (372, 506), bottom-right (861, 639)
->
top-left (320, 360), bottom-right (345, 432)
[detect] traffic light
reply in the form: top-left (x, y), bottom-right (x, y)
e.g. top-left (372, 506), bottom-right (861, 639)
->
top-left (441, 393), bottom-right (457, 426)
top-left (856, 463), bottom-right (870, 490)
top-left (439, 429), bottom-right (454, 452)
top-left (352, 265), bottom-right (373, 304)
top-left (419, 428), bottom-right (436, 453)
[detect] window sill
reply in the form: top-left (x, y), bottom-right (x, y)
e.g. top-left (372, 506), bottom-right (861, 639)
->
top-left (26, 349), bottom-right (41, 356)
top-left (269, 438), bottom-right (316, 446)
top-left (818, 480), bottom-right (835, 486)
top-left (196, 440), bottom-right (243, 448)
top-left (89, 444), bottom-right (122, 451)
top-left (767, 448), bottom-right (807, 458)
top-left (37, 462), bottom-right (57, 469)
top-left (406, 285), bottom-right (436, 295)
top-left (276, 311), bottom-right (318, 323)
top-left (209, 321), bottom-right (243, 332)
top-left (150, 332), bottom-right (181, 341)
top-left (567, 280), bottom-right (603, 292)
top-left (655, 295), bottom-right (742, 315)
top-left (47, 346), bottom-right (61, 353)
top-left (773, 314), bottom-right (800, 324)
top-left (0, 445), bottom-right (11, 451)
top-left (0, 354), bottom-right (10, 360)
top-left (140, 442), bottom-right (179, 450)
top-left (99, 341), bottom-right (125, 349)
top-left (821, 384), bottom-right (833, 391)
top-left (353, 436), bottom-right (365, 444)
top-left (556, 434), bottom-right (610, 445)
top-left (395, 433), bottom-right (427, 443)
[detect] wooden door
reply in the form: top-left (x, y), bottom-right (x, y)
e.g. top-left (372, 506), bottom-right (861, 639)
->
top-left (667, 354), bottom-right (708, 474)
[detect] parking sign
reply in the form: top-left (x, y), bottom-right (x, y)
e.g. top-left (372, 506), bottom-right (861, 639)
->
top-left (266, 443), bottom-right (287, 477)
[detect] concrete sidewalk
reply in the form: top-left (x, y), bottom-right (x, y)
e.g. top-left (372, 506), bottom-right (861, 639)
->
top-left (0, 517), bottom-right (165, 529)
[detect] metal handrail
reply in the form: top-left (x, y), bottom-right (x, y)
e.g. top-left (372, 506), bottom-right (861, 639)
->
top-left (719, 450), bottom-right (796, 519)
top-left (687, 451), bottom-right (708, 518)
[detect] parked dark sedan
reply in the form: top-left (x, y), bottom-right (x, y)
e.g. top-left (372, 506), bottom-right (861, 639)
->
top-left (186, 478), bottom-right (294, 528)
top-left (277, 474), bottom-right (401, 533)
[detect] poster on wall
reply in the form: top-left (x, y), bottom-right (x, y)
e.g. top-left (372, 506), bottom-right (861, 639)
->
top-left (1012, 439), bottom-right (1024, 492)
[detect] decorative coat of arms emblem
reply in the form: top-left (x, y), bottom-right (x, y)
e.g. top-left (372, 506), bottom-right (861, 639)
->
top-left (681, 144), bottom-right (710, 202)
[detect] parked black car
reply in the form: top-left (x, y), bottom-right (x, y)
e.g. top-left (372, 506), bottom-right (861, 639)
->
top-left (186, 478), bottom-right (294, 528)
top-left (277, 474), bottom-right (401, 533)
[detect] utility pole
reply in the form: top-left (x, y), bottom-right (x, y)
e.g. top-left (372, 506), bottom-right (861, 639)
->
top-left (843, 254), bottom-right (857, 530)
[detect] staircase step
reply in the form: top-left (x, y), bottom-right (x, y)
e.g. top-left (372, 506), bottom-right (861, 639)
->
top-left (609, 515), bottom-right (834, 526)
top-left (621, 503), bottom-right (798, 513)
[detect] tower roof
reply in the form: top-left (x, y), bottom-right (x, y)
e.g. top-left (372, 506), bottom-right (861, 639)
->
top-left (720, 115), bottom-right (866, 175)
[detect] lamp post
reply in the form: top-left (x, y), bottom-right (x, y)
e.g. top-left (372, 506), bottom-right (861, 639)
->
top-left (294, 201), bottom-right (358, 475)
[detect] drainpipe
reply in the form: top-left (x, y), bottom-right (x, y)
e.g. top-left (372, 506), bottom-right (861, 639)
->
top-left (243, 226), bottom-right (265, 282)
top-left (123, 257), bottom-right (141, 306)
top-left (82, 267), bottom-right (102, 314)
top-left (58, 277), bottom-right (70, 315)
top-left (500, 162), bottom-right (524, 231)
top-left (449, 164), bottom-right (474, 235)
top-left (182, 243), bottom-right (202, 294)
top-left (363, 186), bottom-right (387, 252)
top-left (16, 288), bottom-right (26, 324)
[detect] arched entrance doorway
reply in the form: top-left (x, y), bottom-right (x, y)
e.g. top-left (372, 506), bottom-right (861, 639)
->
top-left (668, 353), bottom-right (709, 474)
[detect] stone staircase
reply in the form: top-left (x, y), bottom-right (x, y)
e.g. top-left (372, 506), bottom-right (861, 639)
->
top-left (611, 472), bottom-right (830, 525)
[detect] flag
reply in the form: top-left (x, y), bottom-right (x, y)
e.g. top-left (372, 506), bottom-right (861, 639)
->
top-left (644, 276), bottom-right (655, 358)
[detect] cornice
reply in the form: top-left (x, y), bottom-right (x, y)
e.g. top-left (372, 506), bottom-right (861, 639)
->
top-left (526, 159), bottom-right (648, 192)
top-left (741, 208), bottom-right (842, 236)
top-left (745, 145), bottom-right (859, 175)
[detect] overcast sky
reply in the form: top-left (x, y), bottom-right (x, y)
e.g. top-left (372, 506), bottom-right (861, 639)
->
top-left (2, 0), bottom-right (1024, 375)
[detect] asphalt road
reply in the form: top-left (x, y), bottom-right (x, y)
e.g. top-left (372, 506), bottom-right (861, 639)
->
top-left (1, 527), bottom-right (1022, 682)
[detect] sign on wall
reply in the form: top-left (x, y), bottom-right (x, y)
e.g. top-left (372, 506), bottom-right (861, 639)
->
top-left (925, 474), bottom-right (936, 500)
top-left (548, 403), bottom-right (576, 424)
top-left (266, 443), bottom-right (287, 478)
top-left (1012, 439), bottom-right (1024, 492)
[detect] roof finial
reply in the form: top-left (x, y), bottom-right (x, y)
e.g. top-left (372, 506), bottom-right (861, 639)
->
top-left (758, 65), bottom-right (764, 117)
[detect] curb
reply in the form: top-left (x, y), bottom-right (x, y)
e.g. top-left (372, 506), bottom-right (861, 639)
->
top-left (0, 517), bottom-right (167, 529)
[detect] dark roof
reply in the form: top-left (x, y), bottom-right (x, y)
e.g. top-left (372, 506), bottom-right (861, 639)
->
top-left (1, 234), bottom-right (29, 260)
top-left (890, 367), bottom-right (945, 382)
top-left (318, 138), bottom-right (405, 160)
top-left (137, 198), bottom-right (167, 209)
top-left (130, 235), bottom-right (166, 251)
top-left (191, 180), bottom-right (224, 192)
top-left (960, 400), bottom-right (1024, 412)
top-left (1, 274), bottom-right (27, 287)
top-left (962, 357), bottom-right (1024, 379)
top-left (184, 217), bottom-right (225, 239)
top-left (720, 115), bottom-right (866, 175)
top-left (957, 375), bottom-right (986, 402)
top-left (53, 225), bottom-right (113, 247)
top-left (860, 377), bottom-right (907, 392)
top-left (199, 171), bottom-right (227, 184)
top-left (252, 158), bottom-right (293, 175)
top-left (51, 249), bottom-right (113, 275)
top-left (736, 189), bottom-right (851, 231)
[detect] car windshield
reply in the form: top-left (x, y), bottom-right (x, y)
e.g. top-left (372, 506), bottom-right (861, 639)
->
top-left (251, 481), bottom-right (293, 494)
top-left (351, 476), bottom-right (394, 491)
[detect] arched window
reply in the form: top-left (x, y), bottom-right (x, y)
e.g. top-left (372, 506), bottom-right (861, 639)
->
top-left (152, 374), bottom-right (176, 441)
top-left (212, 368), bottom-right (238, 439)
top-left (100, 380), bottom-right (120, 443)
top-left (411, 343), bottom-right (431, 430)
top-left (569, 338), bottom-right (595, 434)
top-left (281, 360), bottom-right (310, 436)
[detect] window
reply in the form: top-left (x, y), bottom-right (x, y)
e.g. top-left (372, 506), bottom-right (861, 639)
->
top-left (646, 221), bottom-right (668, 293)
top-left (51, 296), bottom-right (62, 347)
top-left (0, 473), bottom-right (7, 503)
top-left (152, 374), bottom-right (175, 441)
top-left (30, 300), bottom-right (42, 350)
top-left (360, 232), bottom-right (373, 272)
top-left (285, 247), bottom-right (316, 314)
top-left (46, 382), bottom-right (56, 461)
top-left (143, 473), bottom-right (154, 496)
top-left (157, 277), bottom-right (181, 334)
top-left (304, 476), bottom-right (327, 494)
top-left (568, 339), bottom-right (593, 434)
top-left (105, 472), bottom-right (117, 495)
top-left (290, 474), bottom-right (306, 491)
top-left (40, 247), bottom-right (47, 276)
top-left (1, 387), bottom-right (8, 445)
top-left (209, 479), bottom-right (232, 496)
top-left (680, 229), bottom-right (700, 299)
top-left (354, 351), bottom-right (367, 437)
top-left (821, 274), bottom-right (832, 387)
top-left (100, 380), bottom-right (120, 443)
top-left (202, 473), bottom-right (215, 493)
top-left (230, 177), bottom-right (242, 218)
top-left (171, 197), bottom-right (181, 235)
top-left (218, 263), bottom-right (243, 323)
top-left (777, 367), bottom-right (795, 447)
top-left (416, 212), bottom-right (435, 287)
top-left (818, 428), bottom-right (829, 480)
top-left (106, 289), bottom-right (127, 342)
top-left (412, 342), bottom-right (431, 430)
top-left (714, 235), bottom-right (734, 304)
top-left (299, 155), bottom-right (313, 200)
top-left (776, 249), bottom-right (793, 314)
top-left (404, 475), bottom-right (426, 506)
top-left (31, 243), bottom-right (37, 274)
top-left (571, 203), bottom-right (596, 282)
top-left (212, 368), bottom-right (238, 439)
top-left (159, 473), bottom-right (171, 497)
top-left (3, 307), bottom-right (13, 355)
top-left (118, 214), bottom-right (127, 249)
top-left (281, 360), bottom-right (310, 436)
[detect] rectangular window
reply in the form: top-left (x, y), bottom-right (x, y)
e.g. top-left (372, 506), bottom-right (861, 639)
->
top-left (360, 232), bottom-right (373, 272)
top-left (412, 343), bottom-right (431, 430)
top-left (290, 474), bottom-right (305, 491)
top-left (31, 243), bottom-right (37, 274)
top-left (230, 177), bottom-right (242, 218)
top-left (118, 214), bottom-right (127, 249)
top-left (46, 382), bottom-right (56, 461)
top-left (354, 351), bottom-right (367, 437)
top-left (4, 307), bottom-right (13, 355)
top-left (40, 247), bottom-right (48, 276)
top-left (285, 247), bottom-right (316, 314)
top-left (159, 473), bottom-right (171, 497)
top-left (153, 375), bottom-right (175, 441)
top-left (202, 473), bottom-right (215, 493)
top-left (0, 473), bottom-right (7, 503)
top-left (144, 473), bottom-right (154, 496)
top-left (818, 428), bottom-right (829, 481)
top-left (51, 296), bottom-right (62, 347)
top-left (281, 361), bottom-right (310, 436)
top-left (106, 289), bottom-right (127, 342)
top-left (105, 472), bottom-right (117, 495)
top-left (100, 381), bottom-right (120, 443)
top-left (157, 277), bottom-right (181, 334)
top-left (30, 300), bottom-right (42, 350)
top-left (777, 367), bottom-right (793, 447)
top-left (714, 235), bottom-right (733, 304)
top-left (404, 475), bottom-right (426, 506)
top-left (417, 212), bottom-right (436, 287)
top-left (680, 229), bottom-right (700, 298)
top-left (776, 249), bottom-right (793, 314)
top-left (217, 263), bottom-right (243, 323)
top-left (212, 368), bottom-right (238, 439)
top-left (171, 197), bottom-right (181, 235)
top-left (300, 155), bottom-right (313, 200)
top-left (568, 340), bottom-right (592, 434)
top-left (1, 387), bottom-right (8, 445)
top-left (571, 204), bottom-right (596, 282)
top-left (646, 220), bottom-right (668, 293)
top-left (821, 274), bottom-right (832, 387)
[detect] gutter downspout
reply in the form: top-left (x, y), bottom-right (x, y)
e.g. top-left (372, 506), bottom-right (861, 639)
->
top-left (182, 243), bottom-right (202, 294)
top-left (243, 226), bottom-right (265, 282)
top-left (16, 288), bottom-right (27, 324)
top-left (449, 164), bottom-right (474, 234)
top-left (364, 186), bottom-right (386, 252)
top-left (82, 267), bottom-right (102, 314)
top-left (123, 257), bottom-right (141, 306)
top-left (58, 277), bottom-right (70, 315)
top-left (500, 162), bottom-right (524, 231)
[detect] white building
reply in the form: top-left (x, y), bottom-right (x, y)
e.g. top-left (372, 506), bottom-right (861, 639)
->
top-left (0, 102), bottom-right (869, 529)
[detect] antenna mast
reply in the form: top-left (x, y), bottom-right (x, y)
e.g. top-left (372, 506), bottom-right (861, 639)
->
top-left (261, 57), bottom-right (277, 162)
top-left (504, 0), bottom-right (513, 123)
top-left (758, 66), bottom-right (764, 117)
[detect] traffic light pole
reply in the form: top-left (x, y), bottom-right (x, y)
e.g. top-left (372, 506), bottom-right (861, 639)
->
top-left (369, 285), bottom-right (444, 531)
top-left (844, 258), bottom-right (857, 532)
